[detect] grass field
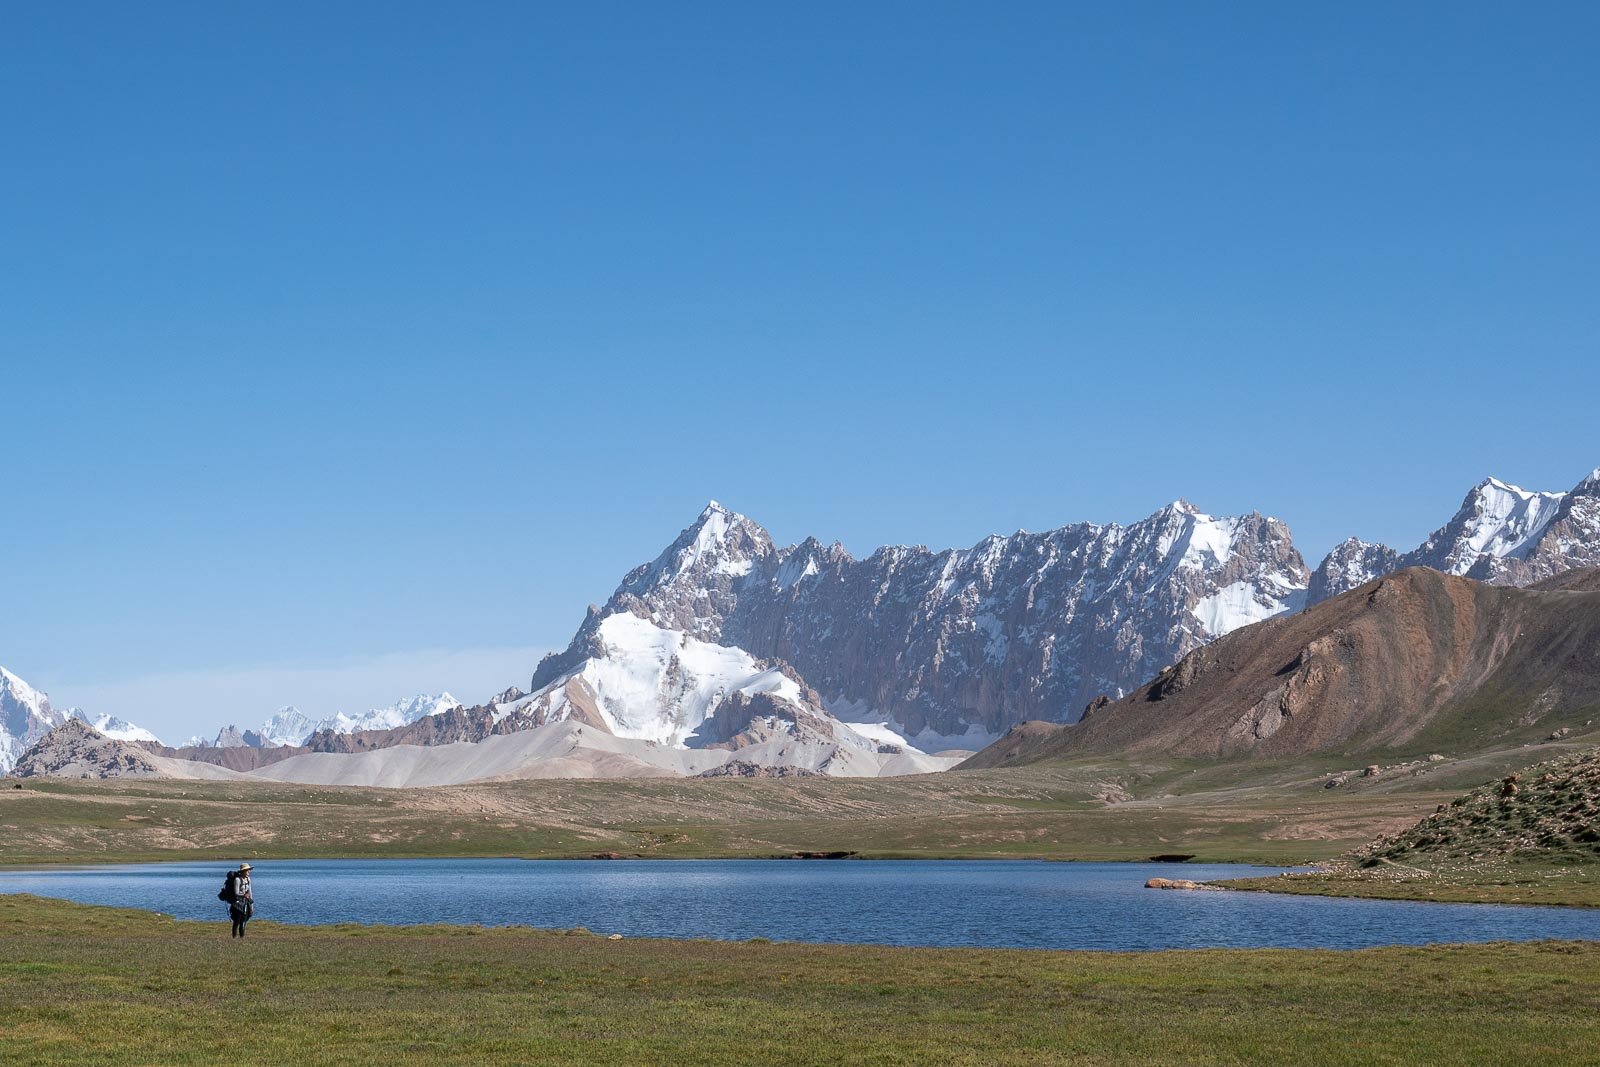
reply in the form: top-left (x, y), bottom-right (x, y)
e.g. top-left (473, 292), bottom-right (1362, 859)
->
top-left (1222, 863), bottom-right (1600, 908)
top-left (3, 893), bottom-right (1598, 1066)
top-left (0, 758), bottom-right (1459, 866)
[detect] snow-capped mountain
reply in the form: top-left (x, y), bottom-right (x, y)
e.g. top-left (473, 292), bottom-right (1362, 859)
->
top-left (1308, 469), bottom-right (1600, 603)
top-left (192, 694), bottom-right (464, 749)
top-left (502, 613), bottom-right (807, 745)
top-left (255, 707), bottom-right (317, 747)
top-left (490, 610), bottom-right (949, 774)
top-left (531, 499), bottom-right (1310, 744)
top-left (1, 666), bottom-right (66, 775)
top-left (1306, 538), bottom-right (1399, 605)
top-left (1, 668), bottom-right (162, 772)
top-left (21, 467), bottom-right (1600, 781)
top-left (317, 693), bottom-right (462, 738)
top-left (66, 709), bottom-right (163, 746)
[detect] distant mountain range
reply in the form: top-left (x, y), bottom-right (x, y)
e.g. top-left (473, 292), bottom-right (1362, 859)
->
top-left (183, 694), bottom-right (465, 749)
top-left (0, 666), bottom-right (165, 774)
top-left (518, 466), bottom-right (1600, 752)
top-left (5, 465), bottom-right (1599, 781)
top-left (0, 673), bottom-right (463, 775)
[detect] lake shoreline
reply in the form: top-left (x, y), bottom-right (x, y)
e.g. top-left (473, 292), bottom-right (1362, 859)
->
top-left (1214, 867), bottom-right (1600, 909)
top-left (8, 857), bottom-right (1600, 952)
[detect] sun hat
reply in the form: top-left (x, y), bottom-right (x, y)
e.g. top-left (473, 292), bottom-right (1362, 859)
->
top-left (239, 862), bottom-right (253, 871)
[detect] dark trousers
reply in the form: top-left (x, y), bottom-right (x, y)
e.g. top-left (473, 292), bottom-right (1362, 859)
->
top-left (230, 901), bottom-right (252, 937)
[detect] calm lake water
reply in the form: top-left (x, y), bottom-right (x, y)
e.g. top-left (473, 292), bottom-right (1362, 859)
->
top-left (5, 858), bottom-right (1599, 950)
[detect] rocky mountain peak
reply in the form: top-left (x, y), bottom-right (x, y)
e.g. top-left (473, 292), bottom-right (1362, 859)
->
top-left (531, 496), bottom-right (1314, 747)
top-left (1435, 477), bottom-right (1566, 574)
top-left (1, 666), bottom-right (59, 737)
top-left (1307, 538), bottom-right (1400, 604)
top-left (65, 709), bottom-right (163, 745)
top-left (609, 501), bottom-right (777, 638)
top-left (1308, 466), bottom-right (1600, 603)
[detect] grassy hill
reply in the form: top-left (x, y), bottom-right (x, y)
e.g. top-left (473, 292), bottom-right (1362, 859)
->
top-left (1224, 746), bottom-right (1600, 906)
top-left (1358, 746), bottom-right (1600, 868)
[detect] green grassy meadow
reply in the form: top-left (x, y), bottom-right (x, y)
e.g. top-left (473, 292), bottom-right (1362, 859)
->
top-left (4, 894), bottom-right (1600, 1066)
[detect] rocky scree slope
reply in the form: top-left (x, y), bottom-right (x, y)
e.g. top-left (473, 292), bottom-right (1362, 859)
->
top-left (965, 567), bottom-right (1600, 767)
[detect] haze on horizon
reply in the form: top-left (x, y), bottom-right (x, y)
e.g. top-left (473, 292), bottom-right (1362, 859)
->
top-left (4, 3), bottom-right (1597, 740)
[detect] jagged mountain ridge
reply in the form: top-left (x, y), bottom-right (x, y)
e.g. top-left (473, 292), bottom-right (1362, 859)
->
top-left (532, 468), bottom-right (1600, 747)
top-left (533, 499), bottom-right (1310, 743)
top-left (193, 694), bottom-right (464, 749)
top-left (13, 466), bottom-right (1600, 781)
top-left (1309, 469), bottom-right (1600, 603)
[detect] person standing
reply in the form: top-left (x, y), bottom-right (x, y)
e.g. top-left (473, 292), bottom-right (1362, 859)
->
top-left (225, 862), bottom-right (254, 938)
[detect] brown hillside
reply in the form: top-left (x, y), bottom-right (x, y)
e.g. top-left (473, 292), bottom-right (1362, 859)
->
top-left (964, 567), bottom-right (1600, 768)
top-left (1531, 568), bottom-right (1600, 593)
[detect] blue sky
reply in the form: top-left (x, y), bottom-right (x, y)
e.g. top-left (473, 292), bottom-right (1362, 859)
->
top-left (3, 3), bottom-right (1597, 740)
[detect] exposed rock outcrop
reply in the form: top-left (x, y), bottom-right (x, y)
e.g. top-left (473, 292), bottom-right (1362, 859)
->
top-left (10, 720), bottom-right (163, 779)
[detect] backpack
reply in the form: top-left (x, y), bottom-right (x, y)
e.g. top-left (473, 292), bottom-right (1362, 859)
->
top-left (218, 870), bottom-right (237, 903)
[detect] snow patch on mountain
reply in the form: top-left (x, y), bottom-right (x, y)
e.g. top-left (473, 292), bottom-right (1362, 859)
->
top-left (1, 666), bottom-right (52, 722)
top-left (1308, 468), bottom-right (1600, 603)
top-left (255, 707), bottom-right (318, 747)
top-left (1159, 502), bottom-right (1241, 570)
top-left (315, 693), bottom-right (461, 738)
top-left (1, 666), bottom-right (66, 775)
top-left (504, 613), bottom-right (806, 746)
top-left (66, 709), bottom-right (163, 746)
top-left (1191, 580), bottom-right (1302, 638)
top-left (1439, 478), bottom-right (1565, 571)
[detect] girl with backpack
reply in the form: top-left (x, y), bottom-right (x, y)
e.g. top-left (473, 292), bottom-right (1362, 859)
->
top-left (219, 863), bottom-right (254, 937)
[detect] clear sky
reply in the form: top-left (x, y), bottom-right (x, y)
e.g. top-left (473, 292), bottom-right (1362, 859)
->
top-left (3, 3), bottom-right (1597, 741)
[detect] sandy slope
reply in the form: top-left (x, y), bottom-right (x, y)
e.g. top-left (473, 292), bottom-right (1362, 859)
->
top-left (145, 755), bottom-right (253, 781)
top-left (245, 721), bottom-right (965, 787)
top-left (250, 723), bottom-right (722, 787)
